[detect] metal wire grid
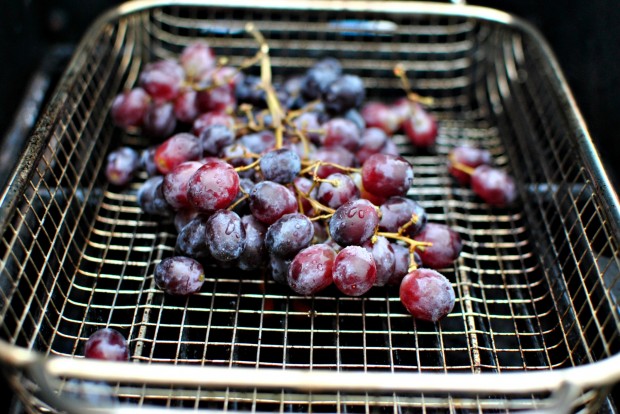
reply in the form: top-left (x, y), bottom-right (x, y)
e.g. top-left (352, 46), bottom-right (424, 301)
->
top-left (0, 3), bottom-right (619, 413)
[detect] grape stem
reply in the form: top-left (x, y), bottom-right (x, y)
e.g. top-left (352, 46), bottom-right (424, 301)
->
top-left (299, 160), bottom-right (361, 175)
top-left (234, 158), bottom-right (261, 172)
top-left (393, 63), bottom-right (434, 109)
top-left (227, 194), bottom-right (249, 211)
top-left (397, 213), bottom-right (419, 236)
top-left (447, 153), bottom-right (476, 175)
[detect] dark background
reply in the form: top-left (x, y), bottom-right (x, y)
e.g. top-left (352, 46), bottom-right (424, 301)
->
top-left (0, 0), bottom-right (618, 412)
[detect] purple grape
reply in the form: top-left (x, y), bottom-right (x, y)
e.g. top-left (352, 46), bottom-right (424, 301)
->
top-left (329, 199), bottom-right (379, 246)
top-left (137, 175), bottom-right (174, 217)
top-left (175, 214), bottom-right (211, 260)
top-left (237, 215), bottom-right (268, 271)
top-left (265, 213), bottom-right (314, 258)
top-left (154, 256), bottom-right (205, 296)
top-left (362, 236), bottom-right (395, 287)
top-left (259, 148), bottom-right (301, 184)
top-left (105, 146), bottom-right (139, 186)
top-left (323, 74), bottom-right (365, 115)
top-left (143, 101), bottom-right (177, 139)
top-left (414, 222), bottom-right (462, 269)
top-left (111, 87), bottom-right (149, 128)
top-left (378, 196), bottom-right (427, 236)
top-left (199, 124), bottom-right (235, 156)
top-left (205, 210), bottom-right (246, 261)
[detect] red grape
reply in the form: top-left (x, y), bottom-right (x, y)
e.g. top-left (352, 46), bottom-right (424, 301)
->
top-left (111, 87), bottom-right (149, 128)
top-left (362, 236), bottom-right (395, 287)
top-left (287, 244), bottom-right (336, 295)
top-left (105, 146), bottom-right (139, 186)
top-left (399, 268), bottom-right (455, 322)
top-left (187, 159), bottom-right (240, 212)
top-left (322, 117), bottom-right (360, 152)
top-left (361, 153), bottom-right (414, 198)
top-left (139, 59), bottom-right (184, 102)
top-left (162, 161), bottom-right (204, 210)
top-left (179, 41), bottom-right (216, 80)
top-left (154, 133), bottom-right (202, 175)
top-left (316, 172), bottom-right (359, 209)
top-left (332, 245), bottom-right (376, 296)
top-left (470, 165), bottom-right (517, 207)
top-left (447, 145), bottom-right (492, 185)
top-left (402, 104), bottom-right (438, 148)
top-left (360, 101), bottom-right (400, 134)
top-left (249, 181), bottom-right (297, 225)
top-left (414, 222), bottom-right (462, 269)
top-left (84, 328), bottom-right (129, 361)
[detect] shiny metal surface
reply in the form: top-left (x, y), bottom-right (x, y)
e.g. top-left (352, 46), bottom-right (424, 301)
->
top-left (0, 1), bottom-right (619, 412)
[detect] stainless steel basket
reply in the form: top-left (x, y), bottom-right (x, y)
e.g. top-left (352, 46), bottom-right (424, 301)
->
top-left (1, 1), bottom-right (619, 412)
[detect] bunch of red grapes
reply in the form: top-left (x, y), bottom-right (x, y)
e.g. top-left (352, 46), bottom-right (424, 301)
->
top-left (105, 35), bottom-right (473, 323)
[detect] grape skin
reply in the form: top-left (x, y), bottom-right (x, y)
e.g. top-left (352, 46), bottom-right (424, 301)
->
top-left (205, 210), bottom-right (246, 262)
top-left (84, 328), bottom-right (129, 361)
top-left (187, 159), bottom-right (240, 212)
top-left (288, 244), bottom-right (336, 296)
top-left (265, 213), bottom-right (314, 258)
top-left (329, 199), bottom-right (379, 246)
top-left (414, 222), bottom-right (462, 269)
top-left (399, 268), bottom-right (455, 322)
top-left (154, 256), bottom-right (205, 296)
top-left (361, 153), bottom-right (414, 198)
top-left (332, 245), bottom-right (376, 296)
top-left (249, 181), bottom-right (298, 225)
top-left (259, 148), bottom-right (302, 184)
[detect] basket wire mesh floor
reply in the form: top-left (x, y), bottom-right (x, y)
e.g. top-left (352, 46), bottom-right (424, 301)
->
top-left (1, 1), bottom-right (619, 413)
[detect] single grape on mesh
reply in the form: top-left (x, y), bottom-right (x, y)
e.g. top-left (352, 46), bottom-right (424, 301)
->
top-left (399, 268), bottom-right (455, 322)
top-left (84, 328), bottom-right (129, 361)
top-left (187, 159), bottom-right (240, 212)
top-left (154, 256), bottom-right (205, 296)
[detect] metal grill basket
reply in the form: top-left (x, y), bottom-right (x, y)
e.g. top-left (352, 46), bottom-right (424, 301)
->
top-left (1, 1), bottom-right (620, 412)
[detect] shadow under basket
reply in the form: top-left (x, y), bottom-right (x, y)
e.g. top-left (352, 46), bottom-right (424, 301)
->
top-left (1, 1), bottom-right (619, 413)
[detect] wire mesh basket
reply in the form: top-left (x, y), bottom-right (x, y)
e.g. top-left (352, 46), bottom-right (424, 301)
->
top-left (1, 0), bottom-right (620, 412)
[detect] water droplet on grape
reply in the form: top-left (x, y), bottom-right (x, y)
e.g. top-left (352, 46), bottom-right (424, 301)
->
top-left (225, 220), bottom-right (235, 235)
top-left (358, 210), bottom-right (365, 218)
top-left (347, 208), bottom-right (358, 218)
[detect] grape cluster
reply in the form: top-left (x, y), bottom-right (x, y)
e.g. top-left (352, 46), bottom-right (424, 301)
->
top-left (447, 145), bottom-right (517, 207)
top-left (106, 32), bottom-right (465, 323)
